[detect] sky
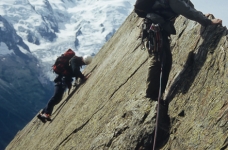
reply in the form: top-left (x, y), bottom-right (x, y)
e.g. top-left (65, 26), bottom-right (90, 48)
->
top-left (190, 0), bottom-right (228, 27)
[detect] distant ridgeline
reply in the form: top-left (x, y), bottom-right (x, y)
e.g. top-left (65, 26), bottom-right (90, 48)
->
top-left (0, 16), bottom-right (53, 149)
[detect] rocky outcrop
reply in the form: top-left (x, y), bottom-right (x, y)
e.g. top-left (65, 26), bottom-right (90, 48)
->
top-left (6, 12), bottom-right (228, 150)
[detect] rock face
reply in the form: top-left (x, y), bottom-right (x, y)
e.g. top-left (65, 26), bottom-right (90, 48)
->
top-left (6, 12), bottom-right (228, 150)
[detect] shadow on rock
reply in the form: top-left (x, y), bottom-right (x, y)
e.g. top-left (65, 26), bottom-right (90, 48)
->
top-left (136, 102), bottom-right (170, 150)
top-left (166, 25), bottom-right (225, 104)
top-left (153, 103), bottom-right (170, 149)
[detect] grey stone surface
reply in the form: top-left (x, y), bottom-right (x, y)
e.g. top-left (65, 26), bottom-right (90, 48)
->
top-left (6, 13), bottom-right (228, 150)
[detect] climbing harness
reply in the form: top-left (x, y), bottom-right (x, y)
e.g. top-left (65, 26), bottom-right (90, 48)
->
top-left (140, 19), bottom-right (163, 61)
top-left (140, 19), bottom-right (150, 50)
top-left (149, 23), bottom-right (163, 61)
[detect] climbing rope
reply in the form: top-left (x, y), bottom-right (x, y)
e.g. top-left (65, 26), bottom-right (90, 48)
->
top-left (152, 60), bottom-right (163, 150)
top-left (149, 23), bottom-right (163, 150)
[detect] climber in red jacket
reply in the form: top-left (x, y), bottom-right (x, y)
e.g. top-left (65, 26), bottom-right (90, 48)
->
top-left (37, 50), bottom-right (93, 123)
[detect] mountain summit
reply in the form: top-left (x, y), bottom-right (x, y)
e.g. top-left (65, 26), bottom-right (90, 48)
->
top-left (6, 12), bottom-right (228, 150)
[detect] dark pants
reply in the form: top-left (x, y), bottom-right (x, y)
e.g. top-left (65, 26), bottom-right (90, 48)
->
top-left (145, 31), bottom-right (172, 100)
top-left (42, 82), bottom-right (66, 115)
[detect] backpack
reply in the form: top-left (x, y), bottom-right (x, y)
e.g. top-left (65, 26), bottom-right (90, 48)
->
top-left (52, 49), bottom-right (75, 76)
top-left (134, 0), bottom-right (157, 18)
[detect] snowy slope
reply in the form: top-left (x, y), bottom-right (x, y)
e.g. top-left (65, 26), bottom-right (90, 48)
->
top-left (0, 0), bottom-right (135, 79)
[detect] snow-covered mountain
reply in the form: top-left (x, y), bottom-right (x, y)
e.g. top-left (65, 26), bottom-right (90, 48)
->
top-left (0, 0), bottom-right (135, 79)
top-left (0, 0), bottom-right (135, 149)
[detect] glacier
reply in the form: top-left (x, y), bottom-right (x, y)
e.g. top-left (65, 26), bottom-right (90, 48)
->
top-left (0, 0), bottom-right (136, 79)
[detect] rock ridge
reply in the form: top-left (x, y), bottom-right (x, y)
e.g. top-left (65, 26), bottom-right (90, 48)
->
top-left (6, 12), bottom-right (228, 150)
